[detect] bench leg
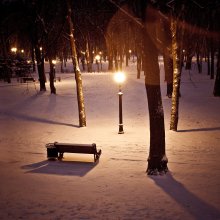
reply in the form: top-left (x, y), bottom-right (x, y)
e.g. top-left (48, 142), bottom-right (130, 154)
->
top-left (58, 152), bottom-right (64, 160)
top-left (94, 150), bottom-right (102, 162)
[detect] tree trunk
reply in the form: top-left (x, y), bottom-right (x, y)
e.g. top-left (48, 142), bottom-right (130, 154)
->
top-left (137, 53), bottom-right (141, 79)
top-left (49, 59), bottom-right (56, 94)
top-left (108, 49), bottom-right (113, 71)
top-left (106, 36), bottom-right (114, 71)
top-left (119, 51), bottom-right (123, 71)
top-left (170, 18), bottom-right (182, 131)
top-left (159, 17), bottom-right (173, 98)
top-left (67, 0), bottom-right (86, 127)
top-left (35, 46), bottom-right (46, 91)
top-left (126, 50), bottom-right (129, 66)
top-left (163, 54), bottom-right (173, 98)
top-left (213, 48), bottom-right (220, 96)
top-left (196, 52), bottom-right (202, 73)
top-left (1, 34), bottom-right (11, 83)
top-left (60, 57), bottom-right (64, 73)
top-left (185, 54), bottom-right (192, 70)
top-left (114, 50), bottom-right (119, 71)
top-left (1, 34), bottom-right (8, 60)
top-left (143, 6), bottom-right (168, 175)
top-left (207, 51), bottom-right (211, 75)
top-left (85, 40), bottom-right (92, 72)
top-left (31, 43), bottom-right (36, 72)
top-left (210, 45), bottom-right (215, 79)
top-left (209, 9), bottom-right (215, 79)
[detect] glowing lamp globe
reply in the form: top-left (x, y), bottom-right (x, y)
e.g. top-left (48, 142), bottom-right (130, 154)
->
top-left (95, 55), bottom-right (101, 61)
top-left (11, 47), bottom-right (17, 53)
top-left (114, 71), bottom-right (126, 84)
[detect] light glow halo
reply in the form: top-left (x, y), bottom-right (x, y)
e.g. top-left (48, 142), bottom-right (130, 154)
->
top-left (114, 71), bottom-right (126, 84)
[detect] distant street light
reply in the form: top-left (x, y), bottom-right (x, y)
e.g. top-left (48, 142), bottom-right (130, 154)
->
top-left (114, 71), bottom-right (126, 134)
top-left (95, 54), bottom-right (101, 72)
top-left (52, 59), bottom-right (57, 65)
top-left (99, 52), bottom-right (103, 70)
top-left (52, 59), bottom-right (57, 80)
top-left (39, 47), bottom-right (43, 57)
top-left (129, 49), bottom-right (131, 57)
top-left (11, 47), bottom-right (17, 53)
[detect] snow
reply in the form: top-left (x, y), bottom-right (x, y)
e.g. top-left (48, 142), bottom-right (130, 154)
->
top-left (0, 58), bottom-right (220, 219)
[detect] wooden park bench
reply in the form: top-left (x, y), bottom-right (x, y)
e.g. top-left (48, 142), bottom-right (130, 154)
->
top-left (20, 77), bottom-right (35, 83)
top-left (46, 142), bottom-right (101, 162)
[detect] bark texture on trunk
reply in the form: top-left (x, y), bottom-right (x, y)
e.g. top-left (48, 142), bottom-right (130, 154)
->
top-left (67, 0), bottom-right (86, 127)
top-left (170, 18), bottom-right (182, 131)
top-left (143, 6), bottom-right (168, 175)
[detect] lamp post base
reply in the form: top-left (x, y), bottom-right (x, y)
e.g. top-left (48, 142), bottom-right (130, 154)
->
top-left (118, 124), bottom-right (124, 134)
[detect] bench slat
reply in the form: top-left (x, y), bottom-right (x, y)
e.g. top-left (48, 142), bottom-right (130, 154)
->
top-left (55, 143), bottom-right (96, 148)
top-left (56, 146), bottom-right (95, 154)
top-left (55, 143), bottom-right (96, 154)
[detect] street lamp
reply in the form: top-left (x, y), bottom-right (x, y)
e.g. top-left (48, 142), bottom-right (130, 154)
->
top-left (52, 59), bottom-right (57, 81)
top-left (128, 49), bottom-right (132, 58)
top-left (95, 54), bottom-right (101, 72)
top-left (52, 59), bottom-right (57, 65)
top-left (114, 71), bottom-right (126, 134)
top-left (99, 52), bottom-right (103, 70)
top-left (11, 47), bottom-right (17, 53)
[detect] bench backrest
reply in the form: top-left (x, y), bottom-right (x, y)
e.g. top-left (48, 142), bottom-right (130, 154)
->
top-left (54, 143), bottom-right (97, 154)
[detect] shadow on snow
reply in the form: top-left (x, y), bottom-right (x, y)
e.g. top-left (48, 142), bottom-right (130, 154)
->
top-left (21, 160), bottom-right (98, 177)
top-left (1, 110), bottom-right (78, 127)
top-left (2, 93), bottom-right (78, 127)
top-left (177, 127), bottom-right (220, 132)
top-left (150, 173), bottom-right (220, 220)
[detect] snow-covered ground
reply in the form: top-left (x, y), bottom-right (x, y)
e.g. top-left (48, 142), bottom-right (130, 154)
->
top-left (0, 59), bottom-right (220, 219)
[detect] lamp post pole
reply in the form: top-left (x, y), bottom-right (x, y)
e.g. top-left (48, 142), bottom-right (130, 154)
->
top-left (52, 60), bottom-right (56, 81)
top-left (118, 84), bottom-right (124, 134)
top-left (114, 71), bottom-right (125, 134)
